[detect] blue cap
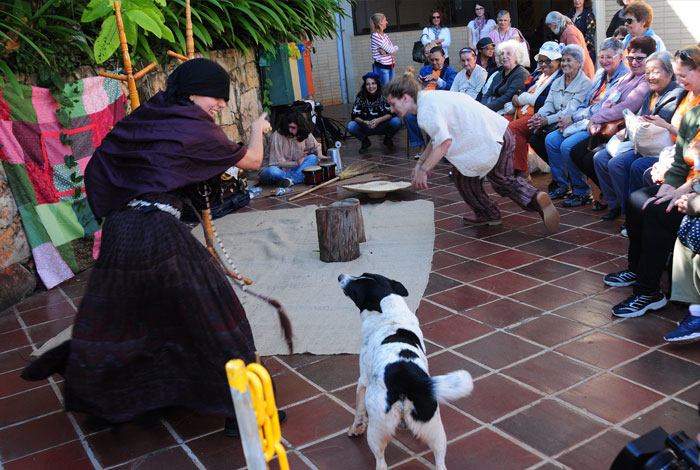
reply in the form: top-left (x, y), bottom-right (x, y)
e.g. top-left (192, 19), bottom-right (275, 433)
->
top-left (362, 72), bottom-right (380, 81)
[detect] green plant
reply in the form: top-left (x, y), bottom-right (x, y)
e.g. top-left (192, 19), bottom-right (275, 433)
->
top-left (1, 0), bottom-right (93, 89)
top-left (81, 0), bottom-right (174, 63)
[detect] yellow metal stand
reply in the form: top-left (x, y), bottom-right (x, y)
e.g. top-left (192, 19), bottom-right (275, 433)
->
top-left (226, 359), bottom-right (289, 470)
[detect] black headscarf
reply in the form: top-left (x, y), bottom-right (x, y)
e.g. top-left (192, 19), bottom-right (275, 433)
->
top-left (85, 59), bottom-right (245, 219)
top-left (165, 58), bottom-right (231, 102)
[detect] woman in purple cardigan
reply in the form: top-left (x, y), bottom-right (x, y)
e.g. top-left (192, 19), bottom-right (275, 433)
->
top-left (561, 36), bottom-right (655, 202)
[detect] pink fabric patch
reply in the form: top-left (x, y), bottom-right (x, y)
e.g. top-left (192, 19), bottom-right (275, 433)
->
top-left (0, 89), bottom-right (9, 121)
top-left (78, 155), bottom-right (91, 175)
top-left (32, 242), bottom-right (74, 289)
top-left (40, 122), bottom-right (72, 167)
top-left (92, 229), bottom-right (102, 259)
top-left (31, 87), bottom-right (60, 124)
top-left (82, 78), bottom-right (109, 115)
top-left (0, 121), bottom-right (24, 163)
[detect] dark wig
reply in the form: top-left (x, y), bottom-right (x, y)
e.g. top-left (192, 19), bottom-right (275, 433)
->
top-left (278, 111), bottom-right (314, 142)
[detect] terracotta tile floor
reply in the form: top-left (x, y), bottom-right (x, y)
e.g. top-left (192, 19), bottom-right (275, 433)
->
top-left (1, 104), bottom-right (699, 469)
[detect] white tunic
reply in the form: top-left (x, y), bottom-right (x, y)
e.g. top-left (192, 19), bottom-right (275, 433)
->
top-left (417, 90), bottom-right (508, 178)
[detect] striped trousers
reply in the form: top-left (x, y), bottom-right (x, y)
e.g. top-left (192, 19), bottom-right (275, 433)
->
top-left (451, 129), bottom-right (539, 220)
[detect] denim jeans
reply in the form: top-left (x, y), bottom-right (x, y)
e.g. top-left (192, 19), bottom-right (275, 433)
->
top-left (405, 114), bottom-right (428, 147)
top-left (346, 117), bottom-right (402, 142)
top-left (258, 155), bottom-right (319, 185)
top-left (372, 64), bottom-right (394, 86)
top-left (629, 156), bottom-right (657, 194)
top-left (545, 130), bottom-right (592, 196)
top-left (593, 148), bottom-right (637, 213)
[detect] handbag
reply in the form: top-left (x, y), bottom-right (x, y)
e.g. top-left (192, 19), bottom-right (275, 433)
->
top-left (562, 118), bottom-right (589, 138)
top-left (622, 108), bottom-right (674, 158)
top-left (605, 134), bottom-right (635, 157)
top-left (600, 118), bottom-right (625, 140)
top-left (678, 215), bottom-right (700, 255)
top-left (412, 36), bottom-right (426, 63)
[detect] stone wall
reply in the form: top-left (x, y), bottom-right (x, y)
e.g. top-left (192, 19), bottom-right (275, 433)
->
top-left (0, 48), bottom-right (262, 308)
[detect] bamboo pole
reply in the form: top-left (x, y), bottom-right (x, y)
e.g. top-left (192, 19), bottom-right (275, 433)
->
top-left (167, 0), bottom-right (194, 61)
top-left (97, 1), bottom-right (156, 110)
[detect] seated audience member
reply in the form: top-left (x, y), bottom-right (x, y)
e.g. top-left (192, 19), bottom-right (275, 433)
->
top-left (622, 1), bottom-right (665, 52)
top-left (561, 36), bottom-right (654, 205)
top-left (665, 190), bottom-right (700, 343)
top-left (525, 44), bottom-right (592, 205)
top-left (259, 111), bottom-right (327, 187)
top-left (480, 40), bottom-right (529, 113)
top-left (423, 41), bottom-right (439, 65)
top-left (543, 38), bottom-right (628, 206)
top-left (593, 51), bottom-right (684, 220)
top-left (451, 47), bottom-right (487, 99)
top-left (488, 10), bottom-right (525, 46)
top-left (476, 37), bottom-right (498, 77)
top-left (603, 47), bottom-right (700, 318)
top-left (505, 41), bottom-right (564, 177)
top-left (347, 72), bottom-right (402, 153)
top-left (406, 46), bottom-right (457, 158)
top-left (545, 10), bottom-right (595, 79)
top-left (630, 46), bottom-right (700, 199)
top-left (613, 26), bottom-right (628, 42)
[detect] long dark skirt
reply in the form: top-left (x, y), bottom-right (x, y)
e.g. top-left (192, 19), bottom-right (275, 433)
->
top-left (63, 193), bottom-right (256, 422)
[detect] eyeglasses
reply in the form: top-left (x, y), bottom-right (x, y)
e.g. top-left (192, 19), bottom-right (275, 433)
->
top-left (624, 17), bottom-right (636, 25)
top-left (537, 59), bottom-right (552, 65)
top-left (432, 15), bottom-right (440, 19)
top-left (626, 55), bottom-right (647, 63)
top-left (675, 49), bottom-right (692, 62)
top-left (475, 7), bottom-right (485, 10)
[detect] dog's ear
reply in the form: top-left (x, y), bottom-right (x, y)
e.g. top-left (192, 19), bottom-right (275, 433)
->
top-left (391, 280), bottom-right (409, 297)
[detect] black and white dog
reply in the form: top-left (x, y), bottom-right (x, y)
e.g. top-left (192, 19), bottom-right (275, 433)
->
top-left (338, 273), bottom-right (474, 470)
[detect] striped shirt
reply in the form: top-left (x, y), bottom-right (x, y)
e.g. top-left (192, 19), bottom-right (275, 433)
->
top-left (371, 32), bottom-right (397, 66)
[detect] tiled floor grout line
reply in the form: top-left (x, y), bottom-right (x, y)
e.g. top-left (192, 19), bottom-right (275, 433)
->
top-left (159, 419), bottom-right (208, 470)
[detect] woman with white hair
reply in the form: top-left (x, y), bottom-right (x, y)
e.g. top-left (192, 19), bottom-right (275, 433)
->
top-left (542, 38), bottom-right (629, 206)
top-left (545, 10), bottom-right (595, 79)
top-left (479, 40), bottom-right (529, 113)
top-left (524, 44), bottom-right (592, 195)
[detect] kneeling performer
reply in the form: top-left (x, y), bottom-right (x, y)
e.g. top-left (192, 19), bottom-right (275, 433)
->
top-left (385, 70), bottom-right (560, 232)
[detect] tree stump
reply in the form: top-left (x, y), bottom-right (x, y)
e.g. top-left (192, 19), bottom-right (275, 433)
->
top-left (316, 200), bottom-right (365, 262)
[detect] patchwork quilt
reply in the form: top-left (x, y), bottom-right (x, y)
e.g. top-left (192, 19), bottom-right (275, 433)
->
top-left (0, 77), bottom-right (126, 288)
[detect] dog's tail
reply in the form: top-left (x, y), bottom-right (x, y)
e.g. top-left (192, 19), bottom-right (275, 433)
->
top-left (432, 370), bottom-right (473, 403)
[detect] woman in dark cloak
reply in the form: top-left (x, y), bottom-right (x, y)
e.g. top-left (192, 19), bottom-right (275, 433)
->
top-left (22, 58), bottom-right (271, 435)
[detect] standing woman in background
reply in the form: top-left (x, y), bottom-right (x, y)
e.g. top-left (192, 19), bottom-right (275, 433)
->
top-left (422, 9), bottom-right (452, 64)
top-left (545, 11), bottom-right (595, 79)
top-left (467, 3), bottom-right (496, 50)
top-left (370, 13), bottom-right (398, 86)
top-left (567, 0), bottom-right (596, 63)
top-left (607, 0), bottom-right (630, 38)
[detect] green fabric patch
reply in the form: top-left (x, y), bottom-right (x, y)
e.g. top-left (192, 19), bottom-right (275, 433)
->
top-left (18, 205), bottom-right (51, 247)
top-left (103, 78), bottom-right (123, 103)
top-left (4, 84), bottom-right (38, 123)
top-left (1, 163), bottom-right (38, 206)
top-left (72, 198), bottom-right (100, 236)
top-left (35, 202), bottom-right (85, 246)
top-left (55, 241), bottom-right (79, 273)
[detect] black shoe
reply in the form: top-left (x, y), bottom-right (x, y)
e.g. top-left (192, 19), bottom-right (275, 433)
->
top-left (547, 187), bottom-right (570, 200)
top-left (277, 177), bottom-right (294, 188)
top-left (383, 135), bottom-right (395, 151)
top-left (602, 207), bottom-right (622, 221)
top-left (612, 291), bottom-right (667, 318)
top-left (592, 200), bottom-right (608, 212)
top-left (604, 269), bottom-right (637, 287)
top-left (562, 194), bottom-right (593, 208)
top-left (359, 138), bottom-right (371, 153)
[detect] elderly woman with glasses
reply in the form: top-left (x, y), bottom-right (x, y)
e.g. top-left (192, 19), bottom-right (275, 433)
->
top-left (592, 51), bottom-right (684, 219)
top-left (621, 1), bottom-right (665, 52)
top-left (421, 9), bottom-right (451, 64)
top-left (479, 40), bottom-right (529, 113)
top-left (551, 36), bottom-right (653, 207)
top-left (545, 11), bottom-right (595, 79)
top-left (450, 47), bottom-right (487, 99)
top-left (504, 41), bottom-right (564, 177)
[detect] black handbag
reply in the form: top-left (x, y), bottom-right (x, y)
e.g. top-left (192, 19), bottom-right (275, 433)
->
top-left (412, 39), bottom-right (425, 63)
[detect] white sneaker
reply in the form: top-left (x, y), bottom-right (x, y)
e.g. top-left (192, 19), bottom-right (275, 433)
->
top-left (413, 153), bottom-right (421, 160)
